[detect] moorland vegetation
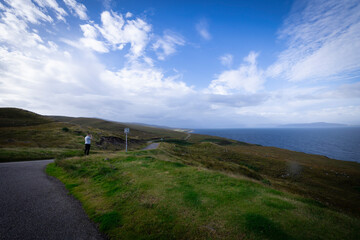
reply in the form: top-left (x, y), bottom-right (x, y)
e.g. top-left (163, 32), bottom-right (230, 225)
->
top-left (1, 108), bottom-right (359, 239)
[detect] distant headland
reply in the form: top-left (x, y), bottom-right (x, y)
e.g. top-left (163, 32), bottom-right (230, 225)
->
top-left (278, 122), bottom-right (348, 128)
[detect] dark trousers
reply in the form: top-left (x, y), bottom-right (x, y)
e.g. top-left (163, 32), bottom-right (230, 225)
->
top-left (84, 144), bottom-right (91, 155)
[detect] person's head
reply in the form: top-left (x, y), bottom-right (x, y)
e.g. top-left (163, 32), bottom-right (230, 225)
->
top-left (87, 132), bottom-right (90, 136)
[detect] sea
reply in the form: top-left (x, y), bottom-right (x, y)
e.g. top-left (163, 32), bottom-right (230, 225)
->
top-left (193, 128), bottom-right (360, 163)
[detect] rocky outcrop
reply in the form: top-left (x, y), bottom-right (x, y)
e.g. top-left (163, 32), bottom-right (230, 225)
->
top-left (97, 136), bottom-right (125, 146)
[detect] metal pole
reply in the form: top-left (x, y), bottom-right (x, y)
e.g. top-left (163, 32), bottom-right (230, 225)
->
top-left (124, 128), bottom-right (129, 152)
top-left (125, 133), bottom-right (128, 152)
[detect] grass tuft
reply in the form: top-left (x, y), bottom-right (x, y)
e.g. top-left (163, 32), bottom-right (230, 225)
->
top-left (244, 213), bottom-right (291, 240)
top-left (262, 197), bottom-right (296, 210)
top-left (95, 211), bottom-right (123, 232)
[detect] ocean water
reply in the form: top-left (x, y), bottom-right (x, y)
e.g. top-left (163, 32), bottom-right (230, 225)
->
top-left (193, 128), bottom-right (360, 163)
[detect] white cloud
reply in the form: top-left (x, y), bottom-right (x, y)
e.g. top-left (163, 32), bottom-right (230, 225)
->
top-left (101, 66), bottom-right (193, 98)
top-left (0, 11), bottom-right (44, 48)
top-left (153, 30), bottom-right (185, 60)
top-left (268, 0), bottom-right (360, 82)
top-left (0, 44), bottom-right (197, 124)
top-left (196, 19), bottom-right (211, 40)
top-left (234, 83), bottom-right (360, 125)
top-left (219, 54), bottom-right (233, 67)
top-left (205, 93), bottom-right (268, 108)
top-left (63, 0), bottom-right (87, 20)
top-left (34, 0), bottom-right (67, 21)
top-left (125, 12), bottom-right (132, 18)
top-left (80, 24), bottom-right (97, 38)
top-left (332, 82), bottom-right (360, 99)
top-left (97, 11), bottom-right (125, 44)
top-left (79, 38), bottom-right (109, 53)
top-left (79, 24), bottom-right (108, 53)
top-left (0, 0), bottom-right (70, 50)
top-left (208, 52), bottom-right (264, 94)
top-left (2, 0), bottom-right (53, 23)
top-left (77, 11), bottom-right (151, 58)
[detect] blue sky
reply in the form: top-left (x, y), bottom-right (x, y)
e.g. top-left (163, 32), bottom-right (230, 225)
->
top-left (0, 0), bottom-right (359, 128)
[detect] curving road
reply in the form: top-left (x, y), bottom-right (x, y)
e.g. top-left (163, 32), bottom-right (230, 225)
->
top-left (0, 160), bottom-right (104, 240)
top-left (142, 142), bottom-right (160, 150)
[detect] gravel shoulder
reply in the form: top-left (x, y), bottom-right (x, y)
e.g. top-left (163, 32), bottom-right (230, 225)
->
top-left (0, 160), bottom-right (104, 240)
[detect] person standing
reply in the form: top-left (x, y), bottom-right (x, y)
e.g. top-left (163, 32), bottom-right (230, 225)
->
top-left (84, 133), bottom-right (92, 155)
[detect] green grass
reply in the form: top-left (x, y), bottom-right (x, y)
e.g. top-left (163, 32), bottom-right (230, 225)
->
top-left (47, 151), bottom-right (360, 240)
top-left (243, 213), bottom-right (291, 240)
top-left (0, 107), bottom-right (51, 127)
top-left (162, 141), bottom-right (360, 216)
top-left (0, 147), bottom-right (85, 162)
top-left (162, 139), bottom-right (194, 146)
top-left (0, 108), bottom-right (187, 152)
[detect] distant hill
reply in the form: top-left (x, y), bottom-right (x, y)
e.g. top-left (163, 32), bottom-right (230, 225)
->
top-left (48, 116), bottom-right (187, 139)
top-left (0, 108), bottom-right (52, 127)
top-left (125, 122), bottom-right (173, 129)
top-left (0, 108), bottom-right (187, 150)
top-left (278, 122), bottom-right (348, 128)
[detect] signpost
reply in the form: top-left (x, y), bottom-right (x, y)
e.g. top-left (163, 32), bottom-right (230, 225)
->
top-left (124, 128), bottom-right (130, 152)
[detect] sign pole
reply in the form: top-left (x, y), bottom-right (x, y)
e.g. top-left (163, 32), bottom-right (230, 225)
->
top-left (124, 128), bottom-right (130, 152)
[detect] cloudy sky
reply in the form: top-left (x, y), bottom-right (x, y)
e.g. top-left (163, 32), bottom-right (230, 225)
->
top-left (0, 0), bottom-right (359, 128)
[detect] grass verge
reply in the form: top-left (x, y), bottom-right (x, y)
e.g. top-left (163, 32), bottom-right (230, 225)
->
top-left (0, 147), bottom-right (85, 162)
top-left (47, 151), bottom-right (360, 240)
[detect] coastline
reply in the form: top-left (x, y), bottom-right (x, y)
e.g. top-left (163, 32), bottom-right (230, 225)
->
top-left (193, 127), bottom-right (360, 163)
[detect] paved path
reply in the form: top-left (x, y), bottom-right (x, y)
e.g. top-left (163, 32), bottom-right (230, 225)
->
top-left (0, 160), bottom-right (104, 240)
top-left (142, 142), bottom-right (160, 150)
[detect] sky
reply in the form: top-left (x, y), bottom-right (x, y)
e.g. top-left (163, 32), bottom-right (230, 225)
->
top-left (0, 0), bottom-right (360, 128)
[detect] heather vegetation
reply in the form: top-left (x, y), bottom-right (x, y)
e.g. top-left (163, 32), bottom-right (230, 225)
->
top-left (164, 139), bottom-right (360, 215)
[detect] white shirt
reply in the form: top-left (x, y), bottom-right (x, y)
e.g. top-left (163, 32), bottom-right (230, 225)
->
top-left (85, 135), bottom-right (91, 144)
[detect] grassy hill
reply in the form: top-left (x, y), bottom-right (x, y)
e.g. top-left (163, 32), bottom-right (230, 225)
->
top-left (2, 107), bottom-right (360, 239)
top-left (47, 149), bottom-right (360, 240)
top-left (48, 115), bottom-right (187, 140)
top-left (0, 108), bottom-right (187, 161)
top-left (0, 108), bottom-right (52, 127)
top-left (163, 140), bottom-right (360, 216)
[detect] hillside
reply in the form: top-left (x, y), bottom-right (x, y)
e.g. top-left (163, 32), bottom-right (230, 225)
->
top-left (1, 108), bottom-right (360, 215)
top-left (0, 108), bottom-right (52, 127)
top-left (2, 107), bottom-right (360, 239)
top-left (0, 108), bottom-right (188, 148)
top-left (0, 108), bottom-right (188, 160)
top-left (164, 139), bottom-right (360, 216)
top-left (48, 115), bottom-right (187, 140)
top-left (47, 150), bottom-right (360, 240)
